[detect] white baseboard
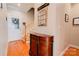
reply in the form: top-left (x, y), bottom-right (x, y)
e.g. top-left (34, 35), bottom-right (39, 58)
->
top-left (59, 44), bottom-right (79, 56)
top-left (69, 44), bottom-right (79, 49)
top-left (59, 45), bottom-right (70, 56)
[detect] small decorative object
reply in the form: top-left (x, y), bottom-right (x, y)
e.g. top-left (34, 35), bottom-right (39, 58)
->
top-left (73, 17), bottom-right (79, 26)
top-left (6, 17), bottom-right (7, 21)
top-left (12, 18), bottom-right (19, 29)
top-left (23, 22), bottom-right (26, 26)
top-left (65, 13), bottom-right (69, 22)
top-left (23, 22), bottom-right (26, 43)
top-left (38, 3), bottom-right (49, 26)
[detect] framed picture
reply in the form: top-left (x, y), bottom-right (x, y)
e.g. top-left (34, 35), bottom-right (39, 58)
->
top-left (38, 3), bottom-right (49, 26)
top-left (73, 17), bottom-right (79, 26)
top-left (38, 7), bottom-right (48, 26)
top-left (12, 18), bottom-right (19, 29)
top-left (65, 13), bottom-right (69, 22)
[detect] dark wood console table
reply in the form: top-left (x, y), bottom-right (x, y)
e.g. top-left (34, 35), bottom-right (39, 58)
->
top-left (29, 32), bottom-right (53, 56)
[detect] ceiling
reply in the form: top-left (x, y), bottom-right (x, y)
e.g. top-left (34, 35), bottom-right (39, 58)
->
top-left (6, 3), bottom-right (34, 13)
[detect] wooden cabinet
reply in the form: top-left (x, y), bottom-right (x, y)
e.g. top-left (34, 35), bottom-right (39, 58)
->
top-left (29, 32), bottom-right (53, 56)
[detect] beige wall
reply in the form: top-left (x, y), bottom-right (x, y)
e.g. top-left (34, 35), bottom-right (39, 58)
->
top-left (26, 8), bottom-right (34, 43)
top-left (26, 8), bottom-right (34, 33)
top-left (0, 4), bottom-right (8, 55)
top-left (54, 3), bottom-right (71, 55)
top-left (70, 4), bottom-right (79, 46)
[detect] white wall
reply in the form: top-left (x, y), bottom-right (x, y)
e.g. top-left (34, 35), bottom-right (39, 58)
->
top-left (0, 4), bottom-right (8, 55)
top-left (33, 3), bottom-right (71, 56)
top-left (7, 7), bottom-right (34, 42)
top-left (70, 4), bottom-right (79, 46)
top-left (7, 8), bottom-right (27, 42)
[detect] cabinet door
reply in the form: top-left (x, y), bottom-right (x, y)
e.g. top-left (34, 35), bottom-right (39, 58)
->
top-left (38, 37), bottom-right (48, 56)
top-left (48, 37), bottom-right (53, 56)
top-left (30, 35), bottom-right (38, 56)
top-left (48, 42), bottom-right (53, 56)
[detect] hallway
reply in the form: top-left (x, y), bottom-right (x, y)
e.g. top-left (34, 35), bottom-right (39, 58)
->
top-left (7, 39), bottom-right (29, 56)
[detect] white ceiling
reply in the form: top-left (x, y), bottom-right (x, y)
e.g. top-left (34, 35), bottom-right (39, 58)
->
top-left (6, 3), bottom-right (34, 13)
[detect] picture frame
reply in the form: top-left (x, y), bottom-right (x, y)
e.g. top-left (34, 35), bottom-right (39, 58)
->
top-left (73, 17), bottom-right (79, 26)
top-left (38, 3), bottom-right (49, 26)
top-left (65, 13), bottom-right (69, 22)
top-left (38, 7), bottom-right (47, 26)
top-left (12, 18), bottom-right (19, 29)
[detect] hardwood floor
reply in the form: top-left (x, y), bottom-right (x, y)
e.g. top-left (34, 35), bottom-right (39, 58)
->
top-left (7, 37), bottom-right (79, 56)
top-left (64, 47), bottom-right (79, 56)
top-left (7, 40), bottom-right (30, 56)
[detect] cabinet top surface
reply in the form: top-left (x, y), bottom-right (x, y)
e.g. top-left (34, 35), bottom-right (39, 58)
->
top-left (30, 32), bottom-right (53, 37)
